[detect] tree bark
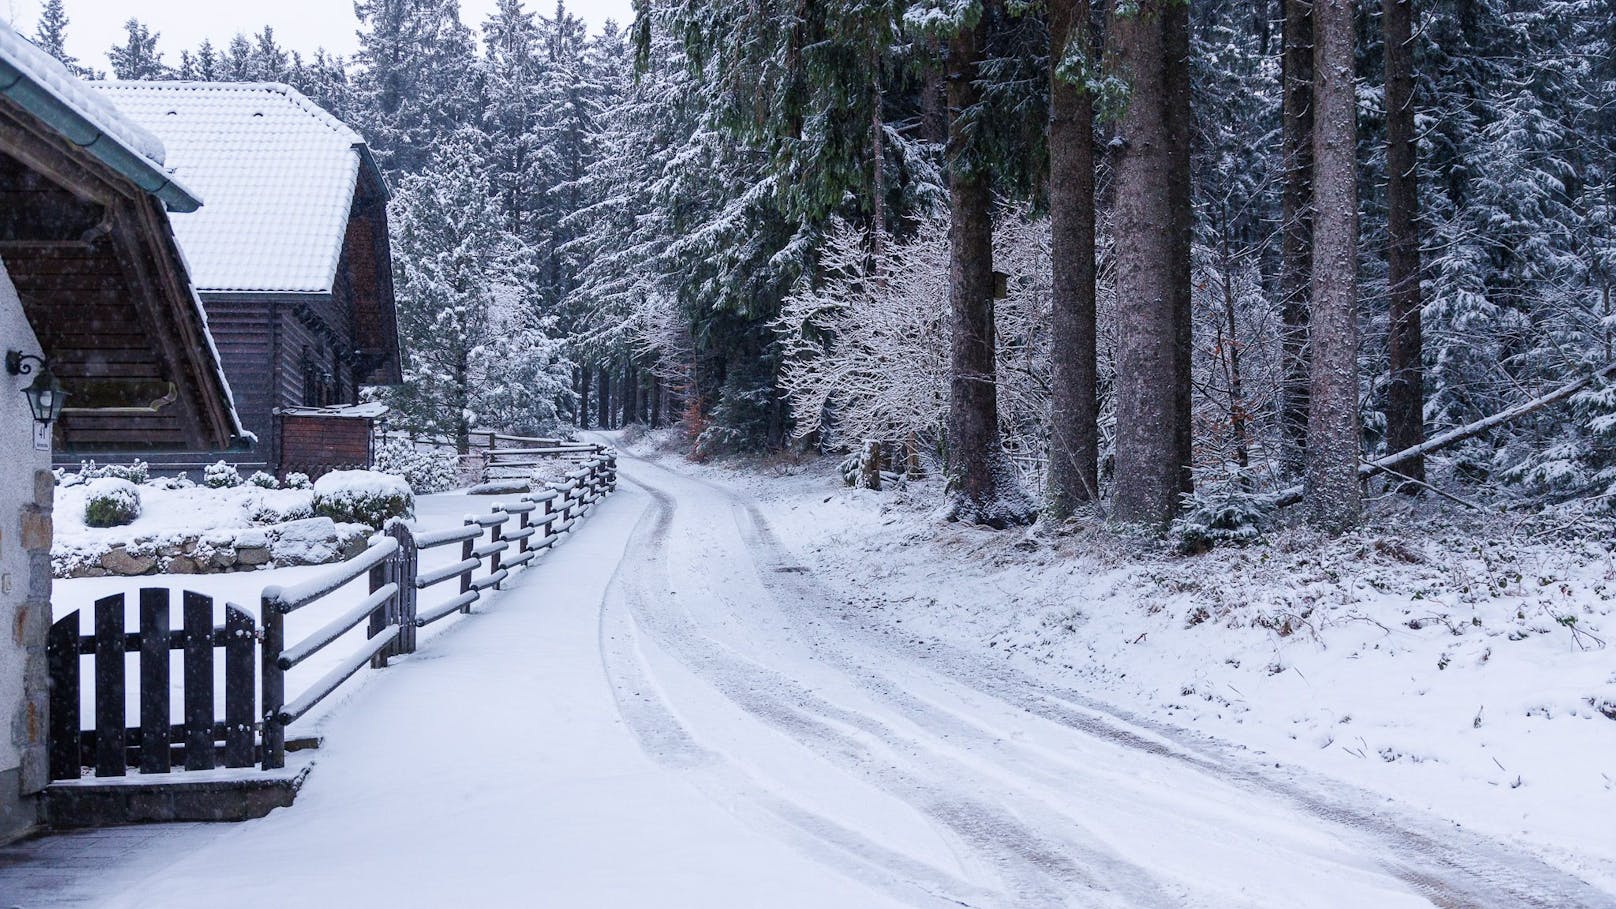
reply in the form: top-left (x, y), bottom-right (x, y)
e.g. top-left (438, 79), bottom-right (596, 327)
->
top-left (623, 359), bottom-right (640, 426)
top-left (1046, 0), bottom-right (1100, 517)
top-left (1107, 0), bottom-right (1193, 528)
top-left (1383, 0), bottom-right (1424, 484)
top-left (1279, 0), bottom-right (1314, 479)
top-left (598, 367), bottom-right (612, 431)
top-left (578, 363), bottom-right (592, 430)
top-left (1306, 0), bottom-right (1362, 531)
top-left (944, 8), bottom-right (1033, 528)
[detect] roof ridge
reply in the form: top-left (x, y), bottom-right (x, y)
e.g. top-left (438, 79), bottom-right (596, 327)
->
top-left (100, 79), bottom-right (362, 145)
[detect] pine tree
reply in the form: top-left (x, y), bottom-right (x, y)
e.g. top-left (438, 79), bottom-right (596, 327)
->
top-left (352, 0), bottom-right (481, 176)
top-left (34, 0), bottom-right (90, 77)
top-left (1045, 0), bottom-right (1099, 516)
top-left (1108, 0), bottom-right (1194, 527)
top-left (1383, 0), bottom-right (1424, 481)
top-left (1305, 0), bottom-right (1362, 530)
top-left (108, 19), bottom-right (171, 80)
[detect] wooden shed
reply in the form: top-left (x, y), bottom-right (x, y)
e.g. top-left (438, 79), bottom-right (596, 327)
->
top-left (93, 81), bottom-right (401, 477)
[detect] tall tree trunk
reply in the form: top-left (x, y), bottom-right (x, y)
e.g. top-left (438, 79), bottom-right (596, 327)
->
top-left (650, 374), bottom-right (662, 428)
top-left (1279, 0), bottom-right (1314, 478)
top-left (1220, 221), bottom-right (1252, 472)
top-left (624, 360), bottom-right (640, 426)
top-left (1108, 0), bottom-right (1193, 527)
top-left (1306, 0), bottom-right (1362, 531)
top-left (598, 367), bottom-right (612, 431)
top-left (944, 8), bottom-right (1033, 528)
top-left (1046, 0), bottom-right (1100, 517)
top-left (579, 363), bottom-right (592, 430)
top-left (1383, 0), bottom-right (1424, 484)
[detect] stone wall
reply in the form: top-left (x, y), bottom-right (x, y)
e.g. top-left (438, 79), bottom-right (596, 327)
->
top-left (1, 265), bottom-right (51, 843)
top-left (54, 518), bottom-right (372, 580)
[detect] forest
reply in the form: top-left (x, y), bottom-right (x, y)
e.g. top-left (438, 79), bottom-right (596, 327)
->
top-left (30, 0), bottom-right (1616, 537)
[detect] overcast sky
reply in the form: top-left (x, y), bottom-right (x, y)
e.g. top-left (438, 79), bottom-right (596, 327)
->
top-left (0, 0), bottom-right (636, 71)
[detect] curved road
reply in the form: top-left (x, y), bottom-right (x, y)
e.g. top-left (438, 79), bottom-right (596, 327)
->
top-left (15, 449), bottom-right (1610, 908)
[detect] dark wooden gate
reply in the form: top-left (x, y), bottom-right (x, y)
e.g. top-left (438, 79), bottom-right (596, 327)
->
top-left (47, 590), bottom-right (257, 779)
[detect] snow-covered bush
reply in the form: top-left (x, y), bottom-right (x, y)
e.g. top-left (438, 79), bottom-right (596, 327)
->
top-left (248, 491), bottom-right (315, 525)
top-left (83, 478), bottom-right (142, 528)
top-left (312, 470), bottom-right (415, 528)
top-left (282, 472), bottom-right (312, 490)
top-left (204, 461), bottom-right (243, 489)
top-left (247, 471), bottom-right (280, 489)
top-left (66, 460), bottom-right (150, 486)
top-left (1173, 482), bottom-right (1273, 554)
top-left (375, 439), bottom-right (460, 494)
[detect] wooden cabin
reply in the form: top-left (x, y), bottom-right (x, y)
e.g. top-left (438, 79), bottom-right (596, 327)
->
top-left (0, 24), bottom-right (240, 842)
top-left (92, 81), bottom-right (401, 478)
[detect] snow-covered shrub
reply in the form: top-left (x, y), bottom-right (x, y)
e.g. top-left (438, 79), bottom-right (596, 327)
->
top-left (282, 472), bottom-right (312, 490)
top-left (375, 439), bottom-right (459, 494)
top-left (248, 491), bottom-right (315, 525)
top-left (312, 470), bottom-right (414, 528)
top-left (247, 471), bottom-right (280, 489)
top-left (1173, 482), bottom-right (1273, 554)
top-left (83, 478), bottom-right (142, 528)
top-left (71, 459), bottom-right (149, 485)
top-left (204, 461), bottom-right (243, 489)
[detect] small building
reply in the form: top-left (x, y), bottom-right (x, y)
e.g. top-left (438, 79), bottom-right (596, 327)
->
top-left (93, 81), bottom-right (401, 479)
top-left (0, 24), bottom-right (241, 841)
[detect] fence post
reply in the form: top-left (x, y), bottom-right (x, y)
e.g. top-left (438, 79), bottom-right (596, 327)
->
top-left (387, 522), bottom-right (418, 655)
top-left (93, 594), bottom-right (126, 777)
top-left (517, 504), bottom-right (531, 558)
top-left (367, 552), bottom-right (391, 670)
top-left (182, 592), bottom-right (215, 771)
top-left (47, 611), bottom-right (80, 780)
top-left (460, 517), bottom-right (476, 614)
top-left (223, 605), bottom-right (256, 768)
top-left (489, 507), bottom-right (505, 590)
top-left (261, 587), bottom-right (286, 770)
top-left (138, 589), bottom-right (171, 774)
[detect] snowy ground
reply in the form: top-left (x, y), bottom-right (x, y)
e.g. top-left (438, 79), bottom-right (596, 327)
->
top-left (13, 445), bottom-right (1612, 907)
top-left (635, 441), bottom-right (1616, 897)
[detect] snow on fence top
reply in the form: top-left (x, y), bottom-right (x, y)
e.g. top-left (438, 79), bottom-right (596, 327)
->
top-left (94, 81), bottom-right (377, 294)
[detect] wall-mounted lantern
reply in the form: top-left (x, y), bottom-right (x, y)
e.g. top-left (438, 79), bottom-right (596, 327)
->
top-left (6, 350), bottom-right (68, 427)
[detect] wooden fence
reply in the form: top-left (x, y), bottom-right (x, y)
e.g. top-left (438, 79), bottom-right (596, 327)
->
top-left (47, 445), bottom-right (617, 779)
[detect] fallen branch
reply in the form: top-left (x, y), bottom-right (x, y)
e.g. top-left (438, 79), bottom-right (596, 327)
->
top-left (1274, 361), bottom-right (1616, 508)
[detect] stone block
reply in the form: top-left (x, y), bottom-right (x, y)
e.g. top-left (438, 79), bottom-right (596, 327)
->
top-left (98, 547), bottom-right (156, 576)
top-left (19, 509), bottom-right (51, 551)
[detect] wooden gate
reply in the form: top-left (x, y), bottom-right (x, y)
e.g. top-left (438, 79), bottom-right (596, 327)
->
top-left (47, 590), bottom-right (257, 779)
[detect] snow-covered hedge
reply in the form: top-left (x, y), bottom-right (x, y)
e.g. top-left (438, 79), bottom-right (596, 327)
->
top-left (313, 470), bottom-right (415, 528)
top-left (248, 471), bottom-right (280, 489)
top-left (83, 478), bottom-right (142, 528)
top-left (58, 460), bottom-right (150, 487)
top-left (375, 439), bottom-right (460, 494)
top-left (204, 461), bottom-right (243, 489)
top-left (283, 472), bottom-right (312, 490)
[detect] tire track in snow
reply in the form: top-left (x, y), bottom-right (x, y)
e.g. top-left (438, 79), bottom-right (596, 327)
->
top-left (668, 458), bottom-right (1616, 909)
top-left (597, 479), bottom-right (1010, 908)
top-left (606, 466), bottom-right (1184, 908)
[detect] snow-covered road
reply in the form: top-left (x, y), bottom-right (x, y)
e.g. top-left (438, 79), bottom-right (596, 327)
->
top-left (21, 451), bottom-right (1614, 907)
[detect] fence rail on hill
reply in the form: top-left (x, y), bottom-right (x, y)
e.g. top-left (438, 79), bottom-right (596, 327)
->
top-left (46, 443), bottom-right (618, 779)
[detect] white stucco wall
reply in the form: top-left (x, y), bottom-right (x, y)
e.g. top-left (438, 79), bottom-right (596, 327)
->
top-left (0, 260), bottom-right (50, 812)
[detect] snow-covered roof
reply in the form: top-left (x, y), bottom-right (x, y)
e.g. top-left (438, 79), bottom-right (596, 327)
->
top-left (279, 402), bottom-right (389, 420)
top-left (95, 81), bottom-right (378, 294)
top-left (0, 23), bottom-right (199, 211)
